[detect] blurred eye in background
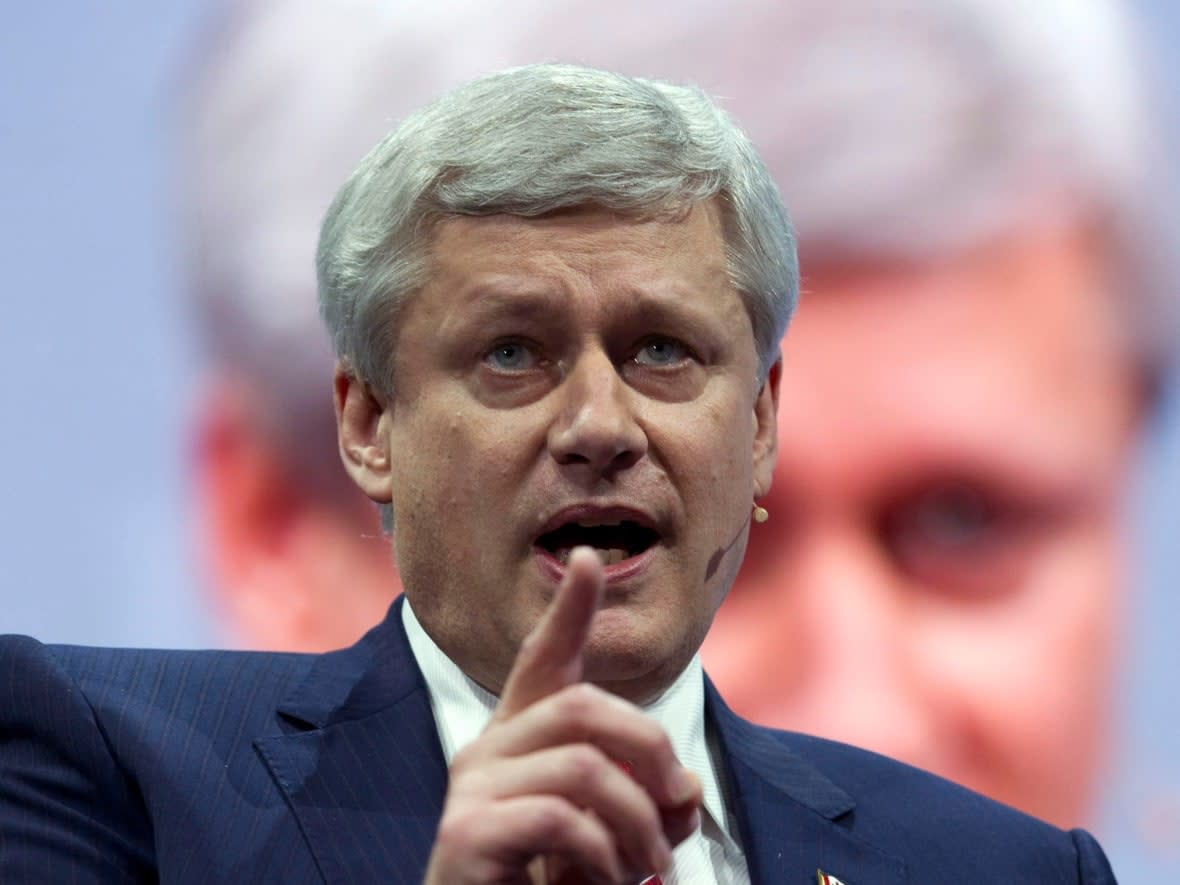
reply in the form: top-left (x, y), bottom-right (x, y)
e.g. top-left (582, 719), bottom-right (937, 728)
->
top-left (878, 478), bottom-right (1070, 598)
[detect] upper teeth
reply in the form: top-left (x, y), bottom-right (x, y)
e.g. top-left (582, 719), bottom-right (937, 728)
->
top-left (575, 518), bottom-right (625, 527)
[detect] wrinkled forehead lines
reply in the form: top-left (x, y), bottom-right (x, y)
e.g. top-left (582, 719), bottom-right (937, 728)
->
top-left (418, 206), bottom-right (735, 313)
top-left (428, 204), bottom-right (729, 270)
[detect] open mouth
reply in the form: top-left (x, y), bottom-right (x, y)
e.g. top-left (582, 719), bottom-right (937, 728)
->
top-left (535, 519), bottom-right (661, 566)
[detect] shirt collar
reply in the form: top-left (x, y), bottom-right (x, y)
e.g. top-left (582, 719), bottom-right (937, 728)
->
top-left (401, 598), bottom-right (733, 842)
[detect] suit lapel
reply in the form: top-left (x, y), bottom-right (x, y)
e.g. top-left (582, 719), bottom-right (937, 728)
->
top-left (707, 681), bottom-right (908, 885)
top-left (255, 597), bottom-right (447, 884)
top-left (254, 604), bottom-right (907, 885)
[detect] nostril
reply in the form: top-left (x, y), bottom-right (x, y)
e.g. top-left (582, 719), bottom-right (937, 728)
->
top-left (552, 444), bottom-right (644, 470)
top-left (547, 375), bottom-right (647, 472)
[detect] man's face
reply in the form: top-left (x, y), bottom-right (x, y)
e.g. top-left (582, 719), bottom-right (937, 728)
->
top-left (358, 203), bottom-right (777, 703)
top-left (702, 224), bottom-right (1141, 826)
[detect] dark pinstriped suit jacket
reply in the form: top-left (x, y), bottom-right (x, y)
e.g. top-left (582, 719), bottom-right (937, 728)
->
top-left (1, 597), bottom-right (1116, 883)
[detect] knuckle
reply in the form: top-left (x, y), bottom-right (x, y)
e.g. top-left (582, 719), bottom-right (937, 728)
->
top-left (433, 806), bottom-right (477, 852)
top-left (529, 797), bottom-right (574, 841)
top-left (635, 718), bottom-right (670, 756)
top-left (449, 742), bottom-right (483, 774)
top-left (453, 765), bottom-right (494, 800)
top-left (557, 682), bottom-right (601, 723)
top-left (564, 743), bottom-right (604, 785)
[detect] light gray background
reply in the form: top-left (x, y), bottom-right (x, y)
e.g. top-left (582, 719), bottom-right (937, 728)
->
top-left (1, 1), bottom-right (1176, 877)
top-left (0, 1), bottom-right (212, 647)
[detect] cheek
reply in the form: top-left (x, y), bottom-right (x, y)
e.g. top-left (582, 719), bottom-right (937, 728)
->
top-left (924, 535), bottom-right (1117, 708)
top-left (388, 407), bottom-right (538, 609)
top-left (910, 531), bottom-right (1122, 801)
top-left (392, 407), bottom-right (527, 509)
top-left (675, 392), bottom-right (756, 496)
top-left (673, 395), bottom-right (759, 599)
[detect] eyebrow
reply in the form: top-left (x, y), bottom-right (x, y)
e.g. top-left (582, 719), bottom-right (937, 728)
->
top-left (461, 285), bottom-right (563, 317)
top-left (456, 270), bottom-right (734, 320)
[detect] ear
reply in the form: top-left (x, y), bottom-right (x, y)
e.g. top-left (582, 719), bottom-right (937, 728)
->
top-left (334, 362), bottom-right (394, 504)
top-left (751, 357), bottom-right (782, 498)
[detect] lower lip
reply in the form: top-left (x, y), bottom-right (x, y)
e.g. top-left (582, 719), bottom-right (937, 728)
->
top-left (533, 546), bottom-right (657, 586)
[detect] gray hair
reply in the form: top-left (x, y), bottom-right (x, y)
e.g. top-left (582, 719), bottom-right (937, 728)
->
top-left (316, 63), bottom-right (796, 395)
top-left (180, 0), bottom-right (1177, 514)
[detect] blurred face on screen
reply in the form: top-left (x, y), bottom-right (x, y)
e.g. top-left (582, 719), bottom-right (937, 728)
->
top-left (200, 212), bottom-right (1138, 829)
top-left (701, 222), bottom-right (1142, 827)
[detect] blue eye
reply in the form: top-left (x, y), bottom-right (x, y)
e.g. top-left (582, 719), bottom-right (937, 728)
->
top-left (634, 338), bottom-right (688, 367)
top-left (485, 341), bottom-right (536, 371)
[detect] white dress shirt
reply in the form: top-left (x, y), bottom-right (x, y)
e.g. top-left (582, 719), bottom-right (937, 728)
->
top-left (402, 601), bottom-right (750, 884)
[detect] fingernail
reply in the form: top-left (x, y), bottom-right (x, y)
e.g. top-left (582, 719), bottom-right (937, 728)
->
top-left (570, 545), bottom-right (597, 567)
top-left (668, 766), bottom-right (697, 803)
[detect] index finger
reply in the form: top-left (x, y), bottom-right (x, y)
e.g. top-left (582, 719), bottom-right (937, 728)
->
top-left (496, 546), bottom-right (604, 720)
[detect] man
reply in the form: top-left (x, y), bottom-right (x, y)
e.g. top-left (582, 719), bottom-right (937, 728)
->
top-left (183, 0), bottom-right (1176, 841)
top-left (1, 63), bottom-right (1116, 883)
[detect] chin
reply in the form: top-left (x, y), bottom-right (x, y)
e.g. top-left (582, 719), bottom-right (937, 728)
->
top-left (582, 613), bottom-right (697, 696)
top-left (583, 619), bottom-right (662, 671)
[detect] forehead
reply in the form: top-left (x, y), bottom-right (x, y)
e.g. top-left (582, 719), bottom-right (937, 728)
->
top-left (778, 225), bottom-right (1138, 490)
top-left (422, 201), bottom-right (731, 295)
top-left (389, 201), bottom-right (757, 379)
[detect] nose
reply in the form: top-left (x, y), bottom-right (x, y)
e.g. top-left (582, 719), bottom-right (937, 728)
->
top-left (547, 349), bottom-right (647, 477)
